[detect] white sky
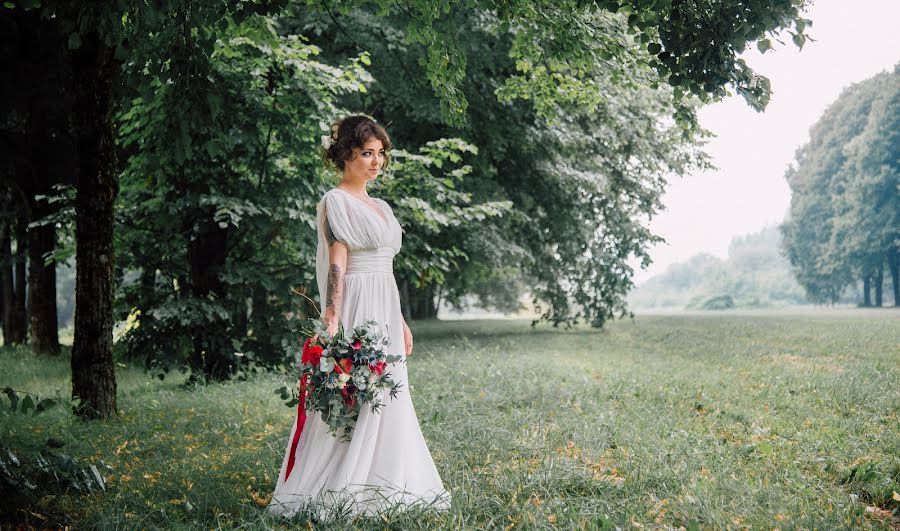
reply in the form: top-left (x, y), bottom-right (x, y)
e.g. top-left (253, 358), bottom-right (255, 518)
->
top-left (631, 0), bottom-right (900, 286)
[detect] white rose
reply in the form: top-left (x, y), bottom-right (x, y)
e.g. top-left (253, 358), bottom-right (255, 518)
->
top-left (338, 373), bottom-right (351, 383)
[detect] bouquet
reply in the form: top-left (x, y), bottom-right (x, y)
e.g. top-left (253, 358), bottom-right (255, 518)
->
top-left (277, 319), bottom-right (404, 443)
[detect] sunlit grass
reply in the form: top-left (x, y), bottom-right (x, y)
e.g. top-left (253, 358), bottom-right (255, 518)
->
top-left (2, 313), bottom-right (898, 529)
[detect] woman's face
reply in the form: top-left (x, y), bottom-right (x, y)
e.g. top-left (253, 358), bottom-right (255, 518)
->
top-left (345, 138), bottom-right (385, 182)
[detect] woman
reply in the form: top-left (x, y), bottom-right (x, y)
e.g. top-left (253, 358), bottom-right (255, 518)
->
top-left (268, 115), bottom-right (452, 520)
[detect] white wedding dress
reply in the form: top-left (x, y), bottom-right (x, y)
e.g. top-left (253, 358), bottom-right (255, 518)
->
top-left (268, 188), bottom-right (451, 520)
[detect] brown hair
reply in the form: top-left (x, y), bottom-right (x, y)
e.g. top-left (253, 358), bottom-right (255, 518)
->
top-left (322, 115), bottom-right (392, 171)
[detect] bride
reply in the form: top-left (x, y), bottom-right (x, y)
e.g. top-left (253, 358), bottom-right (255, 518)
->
top-left (268, 115), bottom-right (452, 520)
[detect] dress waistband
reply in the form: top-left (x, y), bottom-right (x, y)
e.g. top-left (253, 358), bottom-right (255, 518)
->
top-left (346, 248), bottom-right (395, 274)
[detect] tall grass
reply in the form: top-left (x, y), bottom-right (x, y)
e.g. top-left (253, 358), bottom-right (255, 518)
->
top-left (2, 313), bottom-right (898, 529)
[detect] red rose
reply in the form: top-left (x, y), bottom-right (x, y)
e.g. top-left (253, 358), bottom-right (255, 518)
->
top-left (369, 361), bottom-right (386, 375)
top-left (301, 337), bottom-right (324, 366)
top-left (341, 385), bottom-right (356, 408)
top-left (334, 358), bottom-right (353, 374)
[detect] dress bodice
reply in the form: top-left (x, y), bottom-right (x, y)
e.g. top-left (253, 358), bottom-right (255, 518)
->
top-left (315, 188), bottom-right (402, 304)
top-left (319, 188), bottom-right (402, 253)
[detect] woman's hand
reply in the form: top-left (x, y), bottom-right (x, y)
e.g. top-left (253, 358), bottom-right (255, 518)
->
top-left (402, 320), bottom-right (413, 355)
top-left (322, 313), bottom-right (339, 338)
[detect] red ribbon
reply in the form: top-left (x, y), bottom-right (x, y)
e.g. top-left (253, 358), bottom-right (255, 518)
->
top-left (283, 373), bottom-right (308, 481)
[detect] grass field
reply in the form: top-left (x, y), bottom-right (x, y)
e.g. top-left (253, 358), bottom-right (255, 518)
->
top-left (2, 313), bottom-right (899, 529)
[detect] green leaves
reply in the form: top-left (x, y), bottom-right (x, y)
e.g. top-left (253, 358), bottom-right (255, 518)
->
top-left (2, 387), bottom-right (59, 416)
top-left (67, 32), bottom-right (81, 50)
top-left (114, 11), bottom-right (382, 377)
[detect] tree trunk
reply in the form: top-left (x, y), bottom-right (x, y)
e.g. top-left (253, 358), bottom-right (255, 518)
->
top-left (28, 211), bottom-right (60, 354)
top-left (888, 247), bottom-right (900, 307)
top-left (407, 283), bottom-right (437, 319)
top-left (862, 275), bottom-right (871, 307)
top-left (186, 215), bottom-right (231, 382)
top-left (398, 278), bottom-right (412, 321)
top-left (425, 284), bottom-right (438, 319)
top-left (0, 222), bottom-right (13, 343)
top-left (69, 29), bottom-right (119, 420)
top-left (8, 218), bottom-right (29, 344)
top-left (874, 260), bottom-right (883, 307)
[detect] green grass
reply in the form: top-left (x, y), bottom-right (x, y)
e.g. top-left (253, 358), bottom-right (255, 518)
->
top-left (2, 313), bottom-right (899, 529)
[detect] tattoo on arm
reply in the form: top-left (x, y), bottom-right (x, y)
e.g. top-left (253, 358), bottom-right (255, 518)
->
top-left (325, 263), bottom-right (343, 320)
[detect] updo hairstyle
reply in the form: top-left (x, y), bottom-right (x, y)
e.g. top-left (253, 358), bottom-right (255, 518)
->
top-left (322, 115), bottom-right (392, 172)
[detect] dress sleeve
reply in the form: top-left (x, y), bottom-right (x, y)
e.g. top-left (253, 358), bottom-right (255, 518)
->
top-left (320, 192), bottom-right (348, 246)
top-left (315, 191), bottom-right (353, 305)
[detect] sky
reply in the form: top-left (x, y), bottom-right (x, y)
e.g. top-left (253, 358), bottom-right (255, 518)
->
top-left (630, 0), bottom-right (900, 286)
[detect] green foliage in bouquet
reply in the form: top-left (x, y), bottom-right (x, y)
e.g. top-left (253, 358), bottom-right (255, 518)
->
top-left (275, 320), bottom-right (403, 441)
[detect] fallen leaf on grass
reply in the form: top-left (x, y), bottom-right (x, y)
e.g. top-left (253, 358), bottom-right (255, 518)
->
top-left (547, 514), bottom-right (557, 524)
top-left (645, 498), bottom-right (669, 522)
top-left (893, 491), bottom-right (900, 502)
top-left (115, 440), bottom-right (129, 455)
top-left (252, 492), bottom-right (272, 507)
top-left (593, 470), bottom-right (625, 486)
top-left (248, 486), bottom-right (272, 507)
top-left (555, 444), bottom-right (582, 459)
top-left (865, 506), bottom-right (892, 519)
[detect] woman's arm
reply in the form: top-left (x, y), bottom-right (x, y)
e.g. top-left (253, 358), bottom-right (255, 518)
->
top-left (322, 220), bottom-right (348, 337)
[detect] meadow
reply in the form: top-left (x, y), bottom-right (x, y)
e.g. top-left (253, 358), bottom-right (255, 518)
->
top-left (2, 312), bottom-right (898, 529)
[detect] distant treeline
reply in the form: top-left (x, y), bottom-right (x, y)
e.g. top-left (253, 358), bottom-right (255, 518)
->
top-left (628, 227), bottom-right (812, 311)
top-left (631, 65), bottom-right (900, 312)
top-left (781, 65), bottom-right (899, 307)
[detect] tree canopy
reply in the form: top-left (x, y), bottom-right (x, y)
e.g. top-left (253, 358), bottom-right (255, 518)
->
top-left (2, 0), bottom-right (814, 417)
top-left (781, 65), bottom-right (899, 306)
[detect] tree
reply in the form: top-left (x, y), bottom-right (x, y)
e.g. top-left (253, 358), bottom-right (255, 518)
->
top-left (290, 4), bottom-right (715, 325)
top-left (840, 70), bottom-right (900, 306)
top-left (0, 186), bottom-right (29, 345)
top-left (5, 0), bottom-right (813, 403)
top-left (115, 15), bottom-right (373, 381)
top-left (782, 66), bottom-right (899, 306)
